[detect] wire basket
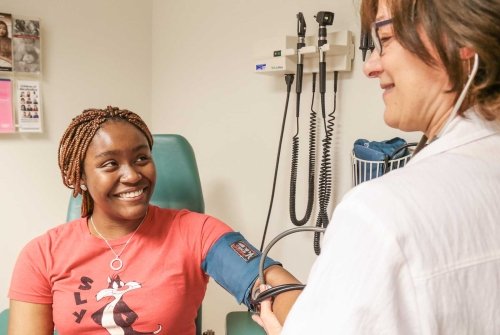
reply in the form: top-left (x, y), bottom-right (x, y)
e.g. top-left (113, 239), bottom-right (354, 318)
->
top-left (351, 152), bottom-right (411, 186)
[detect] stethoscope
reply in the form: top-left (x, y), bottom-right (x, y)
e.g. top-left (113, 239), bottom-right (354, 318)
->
top-left (412, 53), bottom-right (480, 157)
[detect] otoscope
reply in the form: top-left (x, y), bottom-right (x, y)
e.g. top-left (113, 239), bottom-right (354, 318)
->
top-left (289, 12), bottom-right (316, 227)
top-left (314, 11), bottom-right (335, 255)
top-left (315, 10), bottom-right (334, 118)
top-left (295, 12), bottom-right (306, 105)
top-left (359, 31), bottom-right (370, 61)
top-left (359, 29), bottom-right (375, 61)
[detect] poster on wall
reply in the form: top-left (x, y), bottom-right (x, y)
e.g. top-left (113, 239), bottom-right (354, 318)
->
top-left (12, 18), bottom-right (40, 73)
top-left (0, 13), bottom-right (13, 71)
top-left (0, 79), bottom-right (14, 132)
top-left (16, 80), bottom-right (42, 132)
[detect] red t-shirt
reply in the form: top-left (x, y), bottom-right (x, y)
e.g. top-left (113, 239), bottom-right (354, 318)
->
top-left (9, 206), bottom-right (232, 334)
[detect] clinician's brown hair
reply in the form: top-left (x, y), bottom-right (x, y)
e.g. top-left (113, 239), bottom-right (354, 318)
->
top-left (360, 0), bottom-right (500, 120)
top-left (58, 106), bottom-right (153, 217)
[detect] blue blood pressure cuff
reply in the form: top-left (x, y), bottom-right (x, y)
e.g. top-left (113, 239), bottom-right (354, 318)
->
top-left (201, 232), bottom-right (281, 308)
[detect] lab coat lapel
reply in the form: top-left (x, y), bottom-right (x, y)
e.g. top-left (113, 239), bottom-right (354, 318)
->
top-left (408, 108), bottom-right (500, 165)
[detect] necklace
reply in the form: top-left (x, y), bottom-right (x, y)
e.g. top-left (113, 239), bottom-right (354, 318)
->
top-left (90, 210), bottom-right (148, 271)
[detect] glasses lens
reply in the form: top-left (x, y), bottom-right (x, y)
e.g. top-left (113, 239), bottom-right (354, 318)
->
top-left (371, 23), bottom-right (381, 54)
top-left (371, 19), bottom-right (393, 56)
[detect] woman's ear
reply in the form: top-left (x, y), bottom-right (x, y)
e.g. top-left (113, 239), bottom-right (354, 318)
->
top-left (459, 47), bottom-right (475, 60)
top-left (80, 173), bottom-right (87, 191)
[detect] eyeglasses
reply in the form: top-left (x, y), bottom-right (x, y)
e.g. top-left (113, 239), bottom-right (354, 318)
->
top-left (371, 18), bottom-right (393, 55)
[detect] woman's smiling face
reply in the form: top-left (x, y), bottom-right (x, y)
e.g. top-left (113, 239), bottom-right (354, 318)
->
top-left (363, 0), bottom-right (456, 139)
top-left (82, 120), bottom-right (156, 225)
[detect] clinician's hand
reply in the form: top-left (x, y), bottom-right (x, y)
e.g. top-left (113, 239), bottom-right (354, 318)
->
top-left (251, 285), bottom-right (283, 335)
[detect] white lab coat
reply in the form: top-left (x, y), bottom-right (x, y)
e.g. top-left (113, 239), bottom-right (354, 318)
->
top-left (282, 109), bottom-right (500, 334)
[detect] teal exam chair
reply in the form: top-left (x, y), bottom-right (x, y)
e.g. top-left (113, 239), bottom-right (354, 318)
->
top-left (0, 310), bottom-right (8, 335)
top-left (1, 134), bottom-right (204, 335)
top-left (226, 311), bottom-right (265, 335)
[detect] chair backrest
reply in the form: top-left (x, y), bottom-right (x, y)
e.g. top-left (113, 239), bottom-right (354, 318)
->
top-left (65, 134), bottom-right (204, 335)
top-left (226, 311), bottom-right (266, 335)
top-left (0, 309), bottom-right (8, 335)
top-left (0, 309), bottom-right (57, 335)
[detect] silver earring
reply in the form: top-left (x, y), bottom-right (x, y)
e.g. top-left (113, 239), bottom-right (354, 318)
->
top-left (81, 184), bottom-right (87, 191)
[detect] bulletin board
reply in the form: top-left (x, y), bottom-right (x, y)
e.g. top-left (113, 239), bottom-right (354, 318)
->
top-left (0, 12), bottom-right (43, 133)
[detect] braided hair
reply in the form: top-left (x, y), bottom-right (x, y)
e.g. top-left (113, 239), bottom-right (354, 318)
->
top-left (58, 106), bottom-right (154, 217)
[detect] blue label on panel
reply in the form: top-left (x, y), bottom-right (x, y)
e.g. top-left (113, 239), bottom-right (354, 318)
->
top-left (256, 64), bottom-right (266, 71)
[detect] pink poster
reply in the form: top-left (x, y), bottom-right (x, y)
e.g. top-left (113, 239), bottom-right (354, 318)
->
top-left (0, 78), bottom-right (14, 132)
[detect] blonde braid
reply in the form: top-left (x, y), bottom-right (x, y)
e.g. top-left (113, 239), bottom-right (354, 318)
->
top-left (58, 106), bottom-right (153, 217)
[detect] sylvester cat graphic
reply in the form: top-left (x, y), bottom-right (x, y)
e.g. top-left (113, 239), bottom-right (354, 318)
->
top-left (91, 275), bottom-right (163, 334)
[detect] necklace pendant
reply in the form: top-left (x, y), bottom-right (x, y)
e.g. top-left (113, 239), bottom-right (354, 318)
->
top-left (90, 211), bottom-right (148, 273)
top-left (110, 257), bottom-right (123, 271)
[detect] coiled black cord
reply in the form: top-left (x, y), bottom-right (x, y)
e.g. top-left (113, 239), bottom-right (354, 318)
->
top-left (260, 74), bottom-right (295, 251)
top-left (289, 73), bottom-right (317, 226)
top-left (314, 71), bottom-right (338, 255)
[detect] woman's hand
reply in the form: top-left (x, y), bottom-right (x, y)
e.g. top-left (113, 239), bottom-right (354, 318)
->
top-left (251, 285), bottom-right (283, 335)
top-left (251, 265), bottom-right (301, 324)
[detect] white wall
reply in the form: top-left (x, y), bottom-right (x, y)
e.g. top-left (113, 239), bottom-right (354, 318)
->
top-left (1, 0), bottom-right (419, 334)
top-left (151, 0), bottom-right (419, 333)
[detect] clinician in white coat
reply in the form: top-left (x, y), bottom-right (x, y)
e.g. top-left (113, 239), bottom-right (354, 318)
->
top-left (253, 0), bottom-right (500, 334)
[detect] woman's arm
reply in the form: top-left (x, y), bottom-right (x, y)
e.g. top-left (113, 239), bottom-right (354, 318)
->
top-left (252, 265), bottom-right (302, 324)
top-left (8, 300), bottom-right (53, 335)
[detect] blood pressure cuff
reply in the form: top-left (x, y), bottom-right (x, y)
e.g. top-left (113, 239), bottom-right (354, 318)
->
top-left (353, 137), bottom-right (409, 182)
top-left (201, 231), bottom-right (281, 308)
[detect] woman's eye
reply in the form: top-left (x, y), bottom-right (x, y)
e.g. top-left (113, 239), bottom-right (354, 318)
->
top-left (136, 155), bottom-right (152, 164)
top-left (379, 33), bottom-right (393, 45)
top-left (102, 161), bottom-right (118, 168)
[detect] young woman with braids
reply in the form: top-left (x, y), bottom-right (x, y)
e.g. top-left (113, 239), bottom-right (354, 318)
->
top-left (254, 0), bottom-right (500, 334)
top-left (8, 106), bottom-right (301, 335)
